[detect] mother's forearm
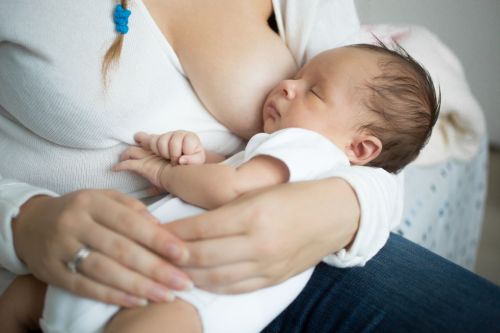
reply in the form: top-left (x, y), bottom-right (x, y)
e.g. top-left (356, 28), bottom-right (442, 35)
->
top-left (164, 178), bottom-right (361, 293)
top-left (303, 178), bottom-right (360, 257)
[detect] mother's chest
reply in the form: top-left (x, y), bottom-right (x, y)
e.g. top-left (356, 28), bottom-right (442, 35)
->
top-left (143, 0), bottom-right (297, 139)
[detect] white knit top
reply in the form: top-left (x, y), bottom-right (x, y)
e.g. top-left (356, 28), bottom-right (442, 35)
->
top-left (0, 0), bottom-right (402, 274)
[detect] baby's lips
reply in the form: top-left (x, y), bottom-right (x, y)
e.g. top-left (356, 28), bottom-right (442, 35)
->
top-left (264, 102), bottom-right (280, 120)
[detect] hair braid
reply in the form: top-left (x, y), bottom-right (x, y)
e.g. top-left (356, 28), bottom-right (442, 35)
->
top-left (102, 0), bottom-right (129, 84)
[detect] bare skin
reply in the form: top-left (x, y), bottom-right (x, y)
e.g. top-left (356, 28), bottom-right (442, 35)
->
top-left (8, 0), bottom-right (362, 331)
top-left (105, 299), bottom-right (202, 333)
top-left (143, 0), bottom-right (298, 139)
top-left (0, 275), bottom-right (46, 333)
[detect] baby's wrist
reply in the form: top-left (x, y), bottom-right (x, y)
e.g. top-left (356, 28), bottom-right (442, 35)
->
top-left (157, 163), bottom-right (173, 190)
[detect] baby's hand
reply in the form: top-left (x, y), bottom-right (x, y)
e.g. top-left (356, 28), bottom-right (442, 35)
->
top-left (113, 146), bottom-right (172, 192)
top-left (135, 131), bottom-right (206, 165)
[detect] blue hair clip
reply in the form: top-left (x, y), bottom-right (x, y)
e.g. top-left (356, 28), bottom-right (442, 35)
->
top-left (114, 4), bottom-right (132, 34)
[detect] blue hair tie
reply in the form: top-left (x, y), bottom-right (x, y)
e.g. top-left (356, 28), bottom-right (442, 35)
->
top-left (114, 4), bottom-right (131, 34)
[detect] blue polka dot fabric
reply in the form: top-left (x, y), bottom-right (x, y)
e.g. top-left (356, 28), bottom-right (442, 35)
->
top-left (397, 138), bottom-right (488, 270)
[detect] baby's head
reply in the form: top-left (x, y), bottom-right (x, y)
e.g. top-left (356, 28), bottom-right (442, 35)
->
top-left (262, 42), bottom-right (440, 173)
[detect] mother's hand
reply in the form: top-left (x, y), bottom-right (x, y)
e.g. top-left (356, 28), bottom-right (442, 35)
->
top-left (12, 190), bottom-right (192, 307)
top-left (165, 178), bottom-right (360, 294)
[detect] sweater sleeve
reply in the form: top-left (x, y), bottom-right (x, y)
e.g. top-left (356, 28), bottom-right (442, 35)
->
top-left (274, 0), bottom-right (361, 66)
top-left (320, 166), bottom-right (404, 267)
top-left (0, 176), bottom-right (58, 274)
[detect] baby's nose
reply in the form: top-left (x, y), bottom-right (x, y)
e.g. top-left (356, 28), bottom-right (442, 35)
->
top-left (281, 80), bottom-right (296, 99)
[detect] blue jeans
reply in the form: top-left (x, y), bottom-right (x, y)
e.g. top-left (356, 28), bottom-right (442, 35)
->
top-left (262, 234), bottom-right (500, 332)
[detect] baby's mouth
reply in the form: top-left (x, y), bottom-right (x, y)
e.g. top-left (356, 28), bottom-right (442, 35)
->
top-left (264, 100), bottom-right (280, 120)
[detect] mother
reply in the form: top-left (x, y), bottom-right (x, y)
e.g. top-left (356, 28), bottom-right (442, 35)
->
top-left (0, 0), bottom-right (498, 332)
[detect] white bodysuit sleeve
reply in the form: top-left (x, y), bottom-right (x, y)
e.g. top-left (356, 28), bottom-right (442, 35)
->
top-left (244, 128), bottom-right (403, 267)
top-left (243, 128), bottom-right (349, 182)
top-left (320, 166), bottom-right (404, 267)
top-left (0, 176), bottom-right (58, 274)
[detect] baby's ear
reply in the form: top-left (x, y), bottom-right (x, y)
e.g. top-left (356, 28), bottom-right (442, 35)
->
top-left (345, 134), bottom-right (382, 166)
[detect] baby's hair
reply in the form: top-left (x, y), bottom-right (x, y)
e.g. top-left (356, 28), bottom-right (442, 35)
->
top-left (349, 41), bottom-right (441, 173)
top-left (102, 0), bottom-right (129, 84)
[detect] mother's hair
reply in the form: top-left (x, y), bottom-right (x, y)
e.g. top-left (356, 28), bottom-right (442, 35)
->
top-left (102, 0), bottom-right (130, 83)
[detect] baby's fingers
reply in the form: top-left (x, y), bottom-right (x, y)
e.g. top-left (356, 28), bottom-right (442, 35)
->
top-left (113, 159), bottom-right (142, 173)
top-left (135, 132), bottom-right (164, 156)
top-left (179, 153), bottom-right (205, 165)
top-left (134, 132), bottom-right (150, 147)
top-left (119, 146), bottom-right (153, 162)
top-left (181, 133), bottom-right (202, 155)
top-left (168, 134), bottom-right (185, 165)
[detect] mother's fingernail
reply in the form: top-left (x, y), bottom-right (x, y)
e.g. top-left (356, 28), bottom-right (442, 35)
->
top-left (185, 280), bottom-right (194, 290)
top-left (124, 295), bottom-right (149, 307)
top-left (171, 275), bottom-right (194, 291)
top-left (136, 298), bottom-right (149, 307)
top-left (150, 286), bottom-right (176, 302)
top-left (142, 210), bottom-right (160, 223)
top-left (180, 247), bottom-right (190, 263)
top-left (166, 244), bottom-right (181, 258)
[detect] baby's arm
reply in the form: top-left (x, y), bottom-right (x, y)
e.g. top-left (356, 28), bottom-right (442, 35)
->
top-left (115, 132), bottom-right (289, 209)
top-left (0, 275), bottom-right (46, 333)
top-left (160, 155), bottom-right (289, 209)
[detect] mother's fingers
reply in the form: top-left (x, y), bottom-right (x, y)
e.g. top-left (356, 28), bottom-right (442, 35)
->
top-left (184, 261), bottom-right (259, 290)
top-left (77, 250), bottom-right (175, 303)
top-left (92, 196), bottom-right (186, 262)
top-left (13, 190), bottom-right (194, 307)
top-left (102, 189), bottom-right (151, 217)
top-left (204, 276), bottom-right (270, 295)
top-left (181, 236), bottom-right (255, 268)
top-left (81, 219), bottom-right (191, 291)
top-left (164, 208), bottom-right (248, 241)
top-left (55, 261), bottom-right (150, 308)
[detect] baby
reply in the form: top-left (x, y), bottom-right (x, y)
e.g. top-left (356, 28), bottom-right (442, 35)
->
top-left (1, 42), bottom-right (440, 333)
top-left (114, 42), bottom-right (441, 208)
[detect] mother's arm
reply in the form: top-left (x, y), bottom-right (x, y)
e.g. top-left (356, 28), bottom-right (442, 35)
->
top-left (164, 162), bottom-right (402, 293)
top-left (163, 178), bottom-right (360, 293)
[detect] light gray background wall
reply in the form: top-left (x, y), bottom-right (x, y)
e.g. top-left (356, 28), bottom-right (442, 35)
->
top-left (354, 0), bottom-right (500, 146)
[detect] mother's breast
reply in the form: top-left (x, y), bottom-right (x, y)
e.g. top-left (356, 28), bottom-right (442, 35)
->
top-left (152, 0), bottom-right (298, 139)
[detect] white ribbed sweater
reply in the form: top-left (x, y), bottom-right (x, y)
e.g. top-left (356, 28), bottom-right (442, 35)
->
top-left (0, 0), bottom-right (401, 275)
